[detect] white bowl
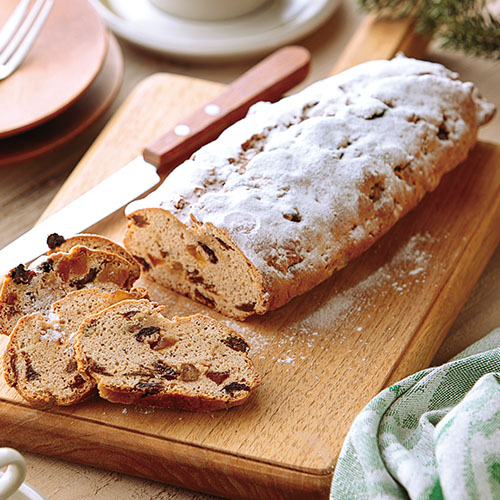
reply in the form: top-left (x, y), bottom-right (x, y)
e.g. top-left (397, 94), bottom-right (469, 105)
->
top-left (149, 0), bottom-right (270, 20)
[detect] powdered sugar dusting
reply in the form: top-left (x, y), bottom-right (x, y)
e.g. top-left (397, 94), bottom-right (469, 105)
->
top-left (292, 232), bottom-right (436, 335)
top-left (126, 56), bottom-right (487, 312)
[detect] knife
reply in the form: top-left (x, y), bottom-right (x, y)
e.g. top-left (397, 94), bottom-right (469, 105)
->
top-left (0, 46), bottom-right (310, 275)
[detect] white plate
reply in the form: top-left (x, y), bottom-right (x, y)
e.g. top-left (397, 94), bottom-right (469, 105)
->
top-left (0, 472), bottom-right (46, 500)
top-left (89, 0), bottom-right (340, 62)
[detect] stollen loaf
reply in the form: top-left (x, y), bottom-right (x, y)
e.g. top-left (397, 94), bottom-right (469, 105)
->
top-left (124, 55), bottom-right (495, 320)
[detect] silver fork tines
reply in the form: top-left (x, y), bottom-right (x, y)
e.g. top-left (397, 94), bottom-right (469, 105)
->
top-left (0, 0), bottom-right (53, 80)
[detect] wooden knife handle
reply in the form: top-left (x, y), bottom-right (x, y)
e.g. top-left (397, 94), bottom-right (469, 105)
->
top-left (143, 45), bottom-right (311, 172)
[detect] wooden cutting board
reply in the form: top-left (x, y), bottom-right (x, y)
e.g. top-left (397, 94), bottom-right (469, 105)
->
top-left (1, 17), bottom-right (500, 500)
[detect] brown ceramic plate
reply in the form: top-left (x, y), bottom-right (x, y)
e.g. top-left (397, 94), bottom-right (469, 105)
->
top-left (0, 33), bottom-right (123, 167)
top-left (0, 0), bottom-right (108, 138)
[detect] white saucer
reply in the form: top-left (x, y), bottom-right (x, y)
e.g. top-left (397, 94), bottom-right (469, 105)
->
top-left (89, 0), bottom-right (340, 61)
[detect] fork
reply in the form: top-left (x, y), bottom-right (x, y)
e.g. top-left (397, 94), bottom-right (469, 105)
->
top-left (0, 0), bottom-right (53, 80)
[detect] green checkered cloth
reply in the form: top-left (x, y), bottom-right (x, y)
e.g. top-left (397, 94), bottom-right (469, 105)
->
top-left (331, 328), bottom-right (500, 500)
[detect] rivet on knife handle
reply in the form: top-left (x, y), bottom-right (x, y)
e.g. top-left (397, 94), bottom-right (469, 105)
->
top-left (143, 45), bottom-right (311, 172)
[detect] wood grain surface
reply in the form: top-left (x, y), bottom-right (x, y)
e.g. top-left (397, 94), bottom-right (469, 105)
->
top-left (0, 0), bottom-right (108, 137)
top-left (0, 3), bottom-right (499, 499)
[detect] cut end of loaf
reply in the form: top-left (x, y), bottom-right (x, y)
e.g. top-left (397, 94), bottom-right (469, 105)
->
top-left (124, 208), bottom-right (269, 320)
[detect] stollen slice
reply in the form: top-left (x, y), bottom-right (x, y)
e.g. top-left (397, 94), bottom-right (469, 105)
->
top-left (74, 299), bottom-right (260, 411)
top-left (3, 287), bottom-right (148, 407)
top-left (46, 233), bottom-right (140, 281)
top-left (0, 246), bottom-right (138, 335)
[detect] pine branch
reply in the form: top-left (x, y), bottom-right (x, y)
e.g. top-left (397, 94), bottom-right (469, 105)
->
top-left (358, 0), bottom-right (500, 59)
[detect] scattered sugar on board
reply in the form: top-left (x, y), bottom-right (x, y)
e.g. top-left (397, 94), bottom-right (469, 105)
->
top-left (289, 232), bottom-right (436, 336)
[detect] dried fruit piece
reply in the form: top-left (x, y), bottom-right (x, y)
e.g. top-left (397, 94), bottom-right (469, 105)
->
top-left (134, 255), bottom-right (150, 271)
top-left (223, 382), bottom-right (250, 395)
top-left (195, 290), bottom-right (215, 308)
top-left (123, 310), bottom-right (139, 319)
top-left (70, 268), bottom-right (98, 289)
top-left (135, 381), bottom-right (162, 395)
top-left (235, 303), bottom-right (256, 313)
top-left (222, 336), bottom-right (249, 353)
top-left (180, 363), bottom-right (200, 382)
top-left (206, 371), bottom-right (230, 385)
top-left (69, 375), bottom-right (86, 389)
top-left (10, 265), bottom-right (35, 285)
top-left (198, 242), bottom-right (218, 264)
top-left (65, 359), bottom-right (77, 373)
top-left (156, 361), bottom-right (178, 380)
top-left (131, 214), bottom-right (148, 227)
top-left (135, 326), bottom-right (161, 343)
top-left (46, 233), bottom-right (66, 250)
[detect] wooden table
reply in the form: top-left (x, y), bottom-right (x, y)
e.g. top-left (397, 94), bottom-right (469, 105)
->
top-left (1, 1), bottom-right (499, 498)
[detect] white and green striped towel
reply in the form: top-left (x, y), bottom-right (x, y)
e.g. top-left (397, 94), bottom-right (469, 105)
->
top-left (331, 328), bottom-right (500, 500)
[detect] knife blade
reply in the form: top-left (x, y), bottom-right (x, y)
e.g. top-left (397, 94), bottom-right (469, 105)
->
top-left (0, 46), bottom-right (310, 275)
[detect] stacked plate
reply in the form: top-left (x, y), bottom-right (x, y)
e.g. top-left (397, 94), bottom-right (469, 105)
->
top-left (0, 0), bottom-right (124, 167)
top-left (90, 0), bottom-right (340, 62)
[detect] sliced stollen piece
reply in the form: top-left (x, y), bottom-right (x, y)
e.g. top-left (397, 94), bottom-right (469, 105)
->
top-left (74, 299), bottom-right (260, 411)
top-left (124, 55), bottom-right (495, 320)
top-left (46, 233), bottom-right (140, 281)
top-left (0, 246), bottom-right (138, 335)
top-left (3, 288), bottom-right (148, 407)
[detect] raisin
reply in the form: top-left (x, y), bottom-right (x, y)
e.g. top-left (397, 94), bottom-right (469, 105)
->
top-left (123, 310), bottom-right (139, 319)
top-left (223, 382), bottom-right (250, 395)
top-left (369, 183), bottom-right (383, 202)
top-left (135, 326), bottom-right (161, 343)
top-left (135, 326), bottom-right (175, 350)
top-left (152, 336), bottom-right (176, 350)
top-left (156, 361), bottom-right (178, 380)
top-left (135, 381), bottom-right (162, 395)
top-left (26, 364), bottom-right (39, 382)
top-left (198, 242), bottom-right (218, 263)
top-left (46, 233), bottom-right (66, 250)
top-left (133, 255), bottom-right (150, 271)
top-left (206, 371), bottom-right (230, 385)
top-left (4, 292), bottom-right (18, 305)
top-left (215, 237), bottom-right (233, 251)
top-left (195, 290), bottom-right (215, 308)
top-left (438, 126), bottom-right (449, 140)
top-left (90, 362), bottom-right (112, 376)
top-left (70, 268), bottom-right (98, 289)
top-left (235, 303), bottom-right (255, 313)
top-left (7, 350), bottom-right (17, 385)
top-left (65, 359), bottom-right (77, 373)
top-left (131, 214), bottom-right (148, 227)
top-left (365, 109), bottom-right (386, 120)
top-left (283, 210), bottom-right (301, 223)
top-left (180, 363), bottom-right (200, 382)
top-left (160, 249), bottom-right (169, 258)
top-left (10, 264), bottom-right (35, 285)
top-left (40, 260), bottom-right (54, 273)
top-left (188, 274), bottom-right (204, 284)
top-left (148, 253), bottom-right (164, 267)
top-left (69, 375), bottom-right (86, 389)
top-left (222, 336), bottom-right (249, 353)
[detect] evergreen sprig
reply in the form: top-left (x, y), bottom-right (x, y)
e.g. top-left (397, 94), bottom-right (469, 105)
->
top-left (358, 0), bottom-right (500, 59)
